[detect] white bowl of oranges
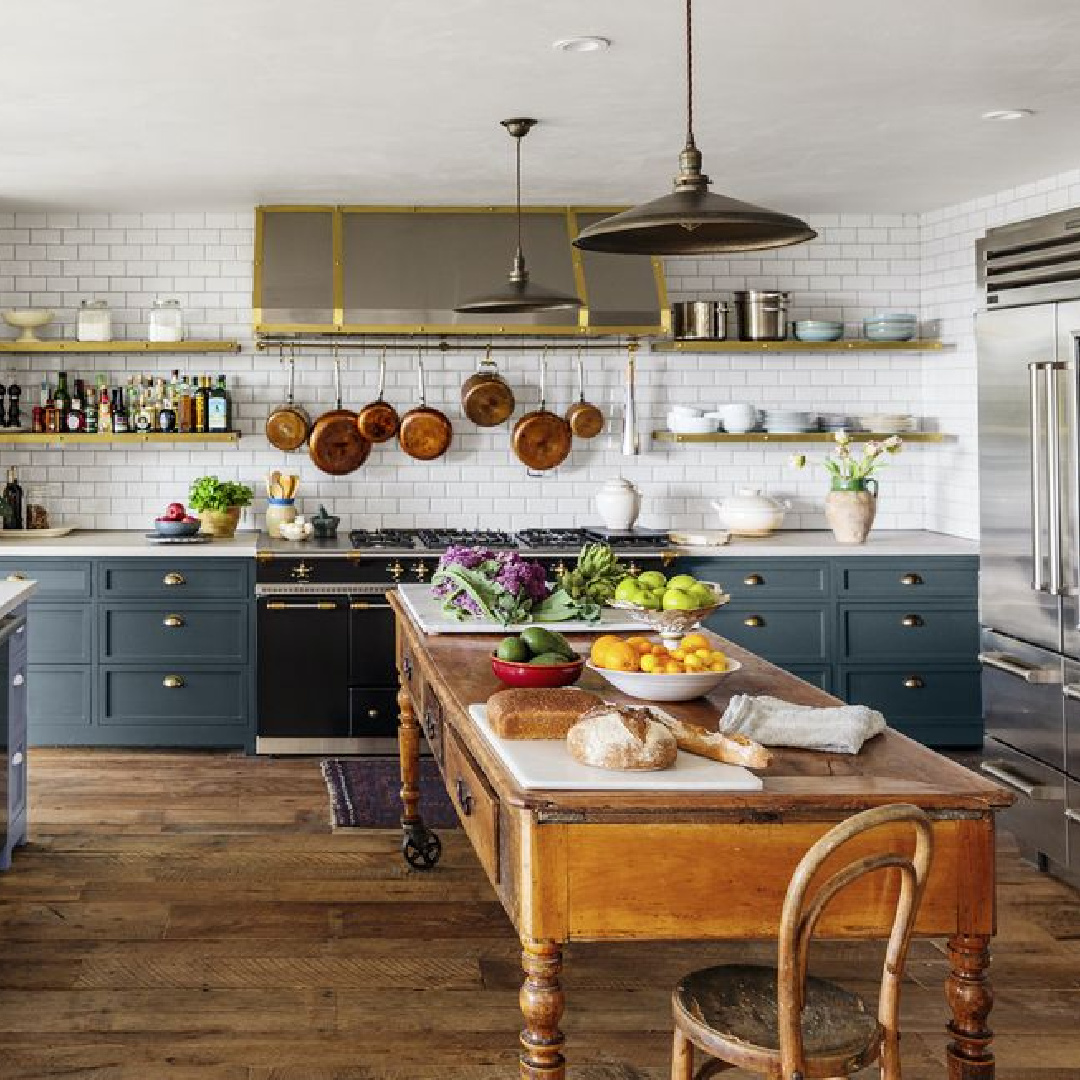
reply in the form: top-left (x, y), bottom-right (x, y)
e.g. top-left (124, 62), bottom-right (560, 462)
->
top-left (587, 633), bottom-right (741, 702)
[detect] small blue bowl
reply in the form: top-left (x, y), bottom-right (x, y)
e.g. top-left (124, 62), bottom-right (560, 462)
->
top-left (154, 519), bottom-right (201, 537)
top-left (864, 326), bottom-right (916, 342)
top-left (794, 322), bottom-right (844, 342)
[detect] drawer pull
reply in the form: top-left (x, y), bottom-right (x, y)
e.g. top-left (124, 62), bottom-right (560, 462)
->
top-left (901, 614), bottom-right (923, 628)
top-left (350, 601), bottom-right (392, 610)
top-left (978, 651), bottom-right (1062, 684)
top-left (12, 673), bottom-right (24, 687)
top-left (743, 615), bottom-right (765, 628)
top-left (402, 654), bottom-right (413, 681)
top-left (163, 572), bottom-right (186, 587)
top-left (1064, 683), bottom-right (1080, 701)
top-left (5, 572), bottom-right (26, 581)
top-left (900, 573), bottom-right (923, 586)
top-left (162, 675), bottom-right (185, 689)
top-left (454, 777), bottom-right (474, 816)
top-left (422, 707), bottom-right (439, 739)
top-left (743, 574), bottom-right (764, 586)
top-left (162, 614), bottom-right (185, 628)
top-left (902, 676), bottom-right (924, 689)
top-left (979, 760), bottom-right (1059, 799)
top-left (11, 751), bottom-right (22, 767)
top-left (1066, 808), bottom-right (1080, 824)
top-left (266, 601), bottom-right (336, 611)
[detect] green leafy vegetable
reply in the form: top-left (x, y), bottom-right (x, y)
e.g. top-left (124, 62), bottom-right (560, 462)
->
top-left (188, 476), bottom-right (254, 513)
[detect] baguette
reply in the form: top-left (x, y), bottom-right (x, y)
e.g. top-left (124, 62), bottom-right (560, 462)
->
top-left (653, 713), bottom-right (772, 769)
top-left (486, 687), bottom-right (604, 739)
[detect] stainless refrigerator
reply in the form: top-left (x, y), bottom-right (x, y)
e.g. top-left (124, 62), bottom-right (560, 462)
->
top-left (977, 208), bottom-right (1080, 883)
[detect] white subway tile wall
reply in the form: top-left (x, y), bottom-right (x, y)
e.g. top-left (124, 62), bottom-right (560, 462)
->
top-left (0, 187), bottom-right (1071, 536)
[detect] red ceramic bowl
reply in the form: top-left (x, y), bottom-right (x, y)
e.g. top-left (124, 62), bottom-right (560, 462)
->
top-left (490, 652), bottom-right (584, 688)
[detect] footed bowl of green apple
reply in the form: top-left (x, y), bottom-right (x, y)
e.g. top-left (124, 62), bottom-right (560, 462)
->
top-left (610, 571), bottom-right (730, 649)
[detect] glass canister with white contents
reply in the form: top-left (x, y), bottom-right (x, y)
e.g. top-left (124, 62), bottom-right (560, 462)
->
top-left (76, 300), bottom-right (112, 342)
top-left (148, 298), bottom-right (184, 342)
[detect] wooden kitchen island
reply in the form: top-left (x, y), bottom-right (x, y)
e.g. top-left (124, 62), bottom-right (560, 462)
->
top-left (389, 592), bottom-right (1013, 1080)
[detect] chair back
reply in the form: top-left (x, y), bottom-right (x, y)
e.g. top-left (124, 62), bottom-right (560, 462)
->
top-left (776, 803), bottom-right (934, 1079)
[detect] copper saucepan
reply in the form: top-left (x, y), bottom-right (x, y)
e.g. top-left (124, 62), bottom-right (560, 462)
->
top-left (512, 348), bottom-right (572, 472)
top-left (357, 347), bottom-right (400, 443)
top-left (461, 345), bottom-right (515, 427)
top-left (265, 347), bottom-right (311, 452)
top-left (398, 348), bottom-right (453, 461)
top-left (308, 348), bottom-right (372, 475)
top-left (565, 346), bottom-right (604, 439)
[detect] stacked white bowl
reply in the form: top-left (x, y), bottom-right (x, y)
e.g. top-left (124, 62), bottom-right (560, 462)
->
top-left (763, 409), bottom-right (814, 433)
top-left (667, 405), bottom-right (719, 434)
top-left (863, 313), bottom-right (918, 342)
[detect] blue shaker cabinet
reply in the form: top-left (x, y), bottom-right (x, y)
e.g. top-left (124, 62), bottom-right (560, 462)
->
top-left (1, 603), bottom-right (29, 869)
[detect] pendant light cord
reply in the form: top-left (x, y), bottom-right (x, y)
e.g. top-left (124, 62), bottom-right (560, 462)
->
top-left (515, 133), bottom-right (524, 264)
top-left (684, 0), bottom-right (695, 150)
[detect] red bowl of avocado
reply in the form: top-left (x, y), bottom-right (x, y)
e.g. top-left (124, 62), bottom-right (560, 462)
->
top-left (490, 627), bottom-right (583, 688)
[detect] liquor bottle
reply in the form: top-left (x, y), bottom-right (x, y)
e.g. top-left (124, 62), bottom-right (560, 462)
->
top-left (208, 374), bottom-right (229, 432)
top-left (157, 377), bottom-right (176, 433)
top-left (134, 375), bottom-right (153, 433)
top-left (3, 466), bottom-right (23, 529)
top-left (112, 387), bottom-right (129, 433)
top-left (5, 379), bottom-right (20, 429)
top-left (194, 374), bottom-right (209, 433)
top-left (53, 371), bottom-right (71, 428)
top-left (98, 380), bottom-right (112, 433)
top-left (178, 373), bottom-right (193, 433)
top-left (66, 378), bottom-right (85, 432)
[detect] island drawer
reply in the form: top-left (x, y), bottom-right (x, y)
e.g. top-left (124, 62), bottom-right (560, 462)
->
top-left (836, 559), bottom-right (978, 599)
top-left (678, 558), bottom-right (828, 600)
top-left (27, 604), bottom-right (93, 665)
top-left (0, 560), bottom-right (93, 599)
top-left (705, 605), bottom-right (830, 663)
top-left (419, 685), bottom-right (444, 766)
top-left (840, 666), bottom-right (981, 723)
top-left (839, 605), bottom-right (979, 661)
top-left (27, 666), bottom-right (93, 732)
top-left (99, 604), bottom-right (248, 664)
top-left (99, 560), bottom-right (249, 600)
top-left (444, 727), bottom-right (499, 884)
top-left (99, 666), bottom-right (247, 728)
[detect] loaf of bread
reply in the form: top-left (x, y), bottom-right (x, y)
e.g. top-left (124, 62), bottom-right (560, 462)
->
top-left (486, 687), bottom-right (604, 739)
top-left (566, 706), bottom-right (678, 771)
top-left (653, 714), bottom-right (772, 769)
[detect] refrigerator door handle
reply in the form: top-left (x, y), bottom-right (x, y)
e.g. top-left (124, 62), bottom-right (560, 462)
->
top-left (978, 650), bottom-right (1062, 683)
top-left (979, 760), bottom-right (1058, 799)
top-left (1030, 362), bottom-right (1048, 592)
top-left (1070, 353), bottom-right (1080, 621)
top-left (1047, 361), bottom-right (1064, 595)
top-left (1062, 682), bottom-right (1080, 700)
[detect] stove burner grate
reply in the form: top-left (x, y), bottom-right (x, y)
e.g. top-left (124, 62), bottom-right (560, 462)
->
top-left (348, 529), bottom-right (422, 550)
top-left (415, 529), bottom-right (516, 550)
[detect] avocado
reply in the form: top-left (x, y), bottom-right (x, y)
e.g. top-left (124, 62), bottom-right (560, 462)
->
top-left (496, 636), bottom-right (531, 662)
top-left (529, 651), bottom-right (578, 666)
top-left (520, 625), bottom-right (575, 660)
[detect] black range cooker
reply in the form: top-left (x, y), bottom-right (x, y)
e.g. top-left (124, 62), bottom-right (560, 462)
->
top-left (255, 528), bottom-right (672, 755)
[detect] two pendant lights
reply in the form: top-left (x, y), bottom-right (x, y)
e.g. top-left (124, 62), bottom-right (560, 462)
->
top-left (455, 0), bottom-right (817, 317)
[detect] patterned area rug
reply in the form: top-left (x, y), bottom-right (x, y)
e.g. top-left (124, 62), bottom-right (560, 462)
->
top-left (320, 756), bottom-right (459, 830)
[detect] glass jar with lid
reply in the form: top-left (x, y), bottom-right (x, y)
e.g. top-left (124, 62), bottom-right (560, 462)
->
top-left (148, 298), bottom-right (184, 343)
top-left (76, 300), bottom-right (112, 342)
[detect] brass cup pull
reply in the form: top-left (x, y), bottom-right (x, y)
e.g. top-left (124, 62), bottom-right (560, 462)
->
top-left (6, 572), bottom-right (26, 581)
top-left (900, 573), bottom-right (923, 586)
top-left (163, 572), bottom-right (186, 587)
top-left (162, 675), bottom-right (185, 689)
top-left (743, 615), bottom-right (764, 628)
top-left (901, 614), bottom-right (923, 627)
top-left (163, 615), bottom-right (185, 628)
top-left (454, 777), bottom-right (474, 816)
top-left (743, 574), bottom-right (764, 586)
top-left (903, 676), bottom-right (924, 689)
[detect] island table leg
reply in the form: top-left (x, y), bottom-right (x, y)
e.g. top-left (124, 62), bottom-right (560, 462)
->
top-left (397, 683), bottom-right (440, 869)
top-left (520, 939), bottom-right (566, 1080)
top-left (946, 933), bottom-right (995, 1079)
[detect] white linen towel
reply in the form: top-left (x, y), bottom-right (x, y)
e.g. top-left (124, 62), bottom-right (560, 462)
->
top-left (719, 694), bottom-right (886, 755)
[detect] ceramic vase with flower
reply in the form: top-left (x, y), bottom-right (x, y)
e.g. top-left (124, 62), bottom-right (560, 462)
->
top-left (825, 476), bottom-right (878, 544)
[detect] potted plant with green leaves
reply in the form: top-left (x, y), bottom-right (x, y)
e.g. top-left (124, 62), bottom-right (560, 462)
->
top-left (791, 432), bottom-right (902, 544)
top-left (188, 476), bottom-right (254, 539)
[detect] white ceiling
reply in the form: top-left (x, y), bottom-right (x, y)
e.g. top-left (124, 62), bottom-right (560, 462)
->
top-left (4, 0), bottom-right (1080, 212)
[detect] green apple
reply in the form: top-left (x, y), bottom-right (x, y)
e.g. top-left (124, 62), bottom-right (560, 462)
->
top-left (615, 578), bottom-right (644, 604)
top-left (640, 590), bottom-right (663, 610)
top-left (636, 570), bottom-right (667, 591)
top-left (687, 583), bottom-right (716, 607)
top-left (662, 588), bottom-right (696, 611)
top-left (666, 574), bottom-right (699, 592)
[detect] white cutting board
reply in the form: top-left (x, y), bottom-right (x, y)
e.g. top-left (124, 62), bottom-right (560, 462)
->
top-left (467, 703), bottom-right (762, 792)
top-left (397, 583), bottom-right (647, 635)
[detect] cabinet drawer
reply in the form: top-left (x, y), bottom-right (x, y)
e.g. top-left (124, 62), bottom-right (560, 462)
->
top-left (836, 559), bottom-right (978, 599)
top-left (99, 561), bottom-right (249, 599)
top-left (705, 606), bottom-right (829, 662)
top-left (840, 666), bottom-right (981, 722)
top-left (443, 727), bottom-right (499, 884)
top-left (840, 606), bottom-right (978, 661)
top-left (27, 666), bottom-right (93, 733)
top-left (101, 604), bottom-right (247, 663)
top-left (27, 603), bottom-right (93, 664)
top-left (100, 667), bottom-right (246, 727)
top-left (784, 665), bottom-right (832, 693)
top-left (419, 686), bottom-right (444, 766)
top-left (679, 558), bottom-right (828, 600)
top-left (0, 560), bottom-right (92, 599)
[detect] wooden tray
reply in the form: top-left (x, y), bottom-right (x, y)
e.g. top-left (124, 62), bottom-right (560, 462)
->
top-left (0, 525), bottom-right (75, 539)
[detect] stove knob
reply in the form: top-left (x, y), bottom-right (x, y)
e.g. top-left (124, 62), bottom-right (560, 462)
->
top-left (290, 562), bottom-right (313, 582)
top-left (387, 560), bottom-right (405, 582)
top-left (411, 561), bottom-right (430, 582)
top-left (552, 560), bottom-right (568, 577)
top-left (627, 561), bottom-right (641, 577)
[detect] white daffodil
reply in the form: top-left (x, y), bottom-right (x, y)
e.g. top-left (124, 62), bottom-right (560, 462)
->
top-left (884, 435), bottom-right (903, 453)
top-left (833, 429), bottom-right (851, 446)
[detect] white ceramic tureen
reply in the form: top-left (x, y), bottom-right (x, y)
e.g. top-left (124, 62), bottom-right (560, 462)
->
top-left (711, 488), bottom-right (790, 537)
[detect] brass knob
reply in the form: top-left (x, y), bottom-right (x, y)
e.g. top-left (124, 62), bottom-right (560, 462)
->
top-left (162, 615), bottom-right (185, 628)
top-left (901, 573), bottom-right (923, 586)
top-left (162, 675), bottom-right (185, 689)
top-left (552, 561), bottom-right (568, 577)
top-left (410, 561), bottom-right (429, 582)
top-left (627, 561), bottom-right (641, 577)
top-left (903, 676), bottom-right (924, 689)
top-left (743, 615), bottom-right (764, 628)
top-left (290, 562), bottom-right (312, 582)
top-left (367, 708), bottom-right (379, 719)
top-left (388, 560), bottom-right (405, 582)
top-left (163, 571), bottom-right (186, 586)
top-left (901, 614), bottom-right (923, 627)
top-left (744, 574), bottom-right (764, 586)
top-left (5, 572), bottom-right (26, 581)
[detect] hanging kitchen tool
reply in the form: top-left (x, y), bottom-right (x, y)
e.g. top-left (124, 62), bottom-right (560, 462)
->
top-left (398, 347), bottom-right (453, 461)
top-left (564, 345), bottom-right (604, 439)
top-left (307, 347), bottom-right (371, 475)
top-left (512, 348), bottom-right (572, 472)
top-left (622, 342), bottom-right (640, 457)
top-left (265, 346), bottom-right (311, 452)
top-left (461, 344), bottom-right (516, 427)
top-left (357, 347), bottom-right (400, 443)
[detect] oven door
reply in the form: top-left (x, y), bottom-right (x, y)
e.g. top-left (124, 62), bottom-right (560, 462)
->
top-left (348, 595), bottom-right (399, 742)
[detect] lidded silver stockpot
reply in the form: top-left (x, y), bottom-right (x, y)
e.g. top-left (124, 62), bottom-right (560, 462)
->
top-left (734, 290), bottom-right (790, 341)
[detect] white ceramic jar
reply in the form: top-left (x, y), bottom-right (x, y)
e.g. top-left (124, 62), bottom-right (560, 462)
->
top-left (711, 488), bottom-right (790, 537)
top-left (76, 300), bottom-right (111, 342)
top-left (265, 498), bottom-right (296, 539)
top-left (148, 298), bottom-right (184, 342)
top-left (595, 477), bottom-right (641, 531)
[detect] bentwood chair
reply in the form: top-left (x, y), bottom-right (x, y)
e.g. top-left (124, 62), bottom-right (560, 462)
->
top-left (671, 803), bottom-right (934, 1080)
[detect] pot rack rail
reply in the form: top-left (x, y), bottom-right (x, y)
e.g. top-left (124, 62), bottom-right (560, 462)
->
top-left (254, 337), bottom-right (638, 354)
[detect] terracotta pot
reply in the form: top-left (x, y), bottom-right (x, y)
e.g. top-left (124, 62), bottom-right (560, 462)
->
top-left (825, 479), bottom-right (878, 544)
top-left (199, 506), bottom-right (242, 538)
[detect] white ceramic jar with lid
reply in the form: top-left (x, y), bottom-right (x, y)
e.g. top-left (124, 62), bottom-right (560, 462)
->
top-left (148, 298), bottom-right (184, 342)
top-left (595, 477), bottom-right (641, 531)
top-left (711, 488), bottom-right (790, 537)
top-left (76, 300), bottom-right (111, 342)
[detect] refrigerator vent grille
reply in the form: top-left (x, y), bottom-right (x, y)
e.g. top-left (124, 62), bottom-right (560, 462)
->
top-left (979, 207), bottom-right (1080, 307)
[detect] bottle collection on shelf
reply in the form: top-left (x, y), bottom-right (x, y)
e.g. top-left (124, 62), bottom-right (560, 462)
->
top-left (26, 370), bottom-right (233, 435)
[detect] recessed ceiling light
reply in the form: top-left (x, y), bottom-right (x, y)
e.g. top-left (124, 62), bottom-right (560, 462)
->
top-left (982, 109), bottom-right (1035, 121)
top-left (552, 36), bottom-right (611, 53)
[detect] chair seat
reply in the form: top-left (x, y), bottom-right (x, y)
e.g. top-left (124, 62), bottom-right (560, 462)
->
top-left (673, 964), bottom-right (882, 1077)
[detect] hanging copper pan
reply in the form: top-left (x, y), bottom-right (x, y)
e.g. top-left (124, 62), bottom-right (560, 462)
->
top-left (565, 346), bottom-right (604, 439)
top-left (308, 349), bottom-right (371, 475)
top-left (461, 345), bottom-right (515, 427)
top-left (512, 348), bottom-right (572, 472)
top-left (265, 347), bottom-right (311, 452)
top-left (398, 348), bottom-right (453, 461)
top-left (357, 347), bottom-right (400, 443)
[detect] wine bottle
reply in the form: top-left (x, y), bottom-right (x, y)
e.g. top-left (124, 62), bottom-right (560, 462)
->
top-left (194, 375), bottom-right (209, 433)
top-left (4, 466), bottom-right (24, 529)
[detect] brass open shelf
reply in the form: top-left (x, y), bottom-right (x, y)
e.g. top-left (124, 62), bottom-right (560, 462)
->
top-left (0, 432), bottom-right (241, 445)
top-left (0, 341), bottom-right (242, 354)
top-left (651, 340), bottom-right (950, 353)
top-left (652, 431), bottom-right (948, 444)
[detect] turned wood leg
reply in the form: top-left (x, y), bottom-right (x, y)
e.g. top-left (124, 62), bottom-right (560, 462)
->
top-left (520, 940), bottom-right (565, 1080)
top-left (946, 934), bottom-right (995, 1079)
top-left (397, 684), bottom-right (421, 829)
top-left (671, 1027), bottom-right (693, 1080)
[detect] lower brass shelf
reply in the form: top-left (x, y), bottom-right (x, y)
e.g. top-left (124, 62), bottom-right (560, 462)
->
top-left (652, 431), bottom-right (947, 444)
top-left (0, 432), bottom-right (241, 444)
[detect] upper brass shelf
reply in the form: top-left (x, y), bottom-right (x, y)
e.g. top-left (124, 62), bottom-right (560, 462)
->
top-left (0, 341), bottom-right (242, 354)
top-left (651, 340), bottom-right (951, 353)
top-left (0, 432), bottom-right (241, 445)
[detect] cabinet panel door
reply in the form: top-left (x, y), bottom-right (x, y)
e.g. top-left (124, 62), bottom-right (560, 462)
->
top-left (836, 560), bottom-right (978, 599)
top-left (840, 605), bottom-right (979, 661)
top-left (27, 667), bottom-right (94, 734)
top-left (678, 558), bottom-right (829, 601)
top-left (0, 560), bottom-right (92, 599)
top-left (99, 561), bottom-right (248, 599)
top-left (27, 604), bottom-right (93, 664)
top-left (706, 606), bottom-right (830, 663)
top-left (100, 668), bottom-right (246, 727)
top-left (101, 605), bottom-right (247, 664)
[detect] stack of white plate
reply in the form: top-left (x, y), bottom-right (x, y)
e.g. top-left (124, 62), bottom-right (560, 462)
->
top-left (857, 413), bottom-right (917, 433)
top-left (763, 409), bottom-right (814, 433)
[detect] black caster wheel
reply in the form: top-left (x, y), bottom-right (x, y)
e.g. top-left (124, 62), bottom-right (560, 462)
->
top-left (402, 828), bottom-right (442, 870)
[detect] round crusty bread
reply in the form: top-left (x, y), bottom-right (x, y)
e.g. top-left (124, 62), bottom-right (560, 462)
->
top-left (566, 706), bottom-right (678, 771)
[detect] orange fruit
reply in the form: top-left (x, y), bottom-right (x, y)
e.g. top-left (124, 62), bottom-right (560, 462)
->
top-left (590, 635), bottom-right (623, 666)
top-left (626, 636), bottom-right (653, 656)
top-left (603, 641), bottom-right (639, 672)
top-left (640, 653), bottom-right (661, 673)
top-left (681, 632), bottom-right (709, 652)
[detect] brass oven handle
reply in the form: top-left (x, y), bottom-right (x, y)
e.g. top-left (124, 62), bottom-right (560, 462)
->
top-left (163, 614), bottom-right (185, 628)
top-left (163, 572), bottom-right (186, 587)
top-left (265, 601), bottom-right (336, 611)
top-left (349, 601), bottom-right (391, 610)
top-left (900, 573), bottom-right (923, 586)
top-left (743, 615), bottom-right (764, 628)
top-left (743, 574), bottom-right (764, 586)
top-left (903, 676), bottom-right (924, 689)
top-left (454, 777), bottom-right (474, 816)
top-left (162, 675), bottom-right (185, 689)
top-left (901, 614), bottom-right (923, 627)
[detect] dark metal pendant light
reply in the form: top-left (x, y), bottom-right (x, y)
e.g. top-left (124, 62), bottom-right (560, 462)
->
top-left (573, 0), bottom-right (817, 255)
top-left (455, 118), bottom-right (583, 314)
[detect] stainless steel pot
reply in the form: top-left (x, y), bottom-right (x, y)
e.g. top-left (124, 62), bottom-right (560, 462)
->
top-left (735, 290), bottom-right (790, 341)
top-left (672, 300), bottom-right (727, 340)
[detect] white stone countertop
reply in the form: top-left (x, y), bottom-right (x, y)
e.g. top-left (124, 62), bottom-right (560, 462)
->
top-left (672, 530), bottom-right (978, 558)
top-left (0, 579), bottom-right (37, 617)
top-left (0, 530), bottom-right (258, 558)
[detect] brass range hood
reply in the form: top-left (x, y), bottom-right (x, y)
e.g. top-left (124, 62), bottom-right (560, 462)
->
top-left (573, 0), bottom-right (817, 256)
